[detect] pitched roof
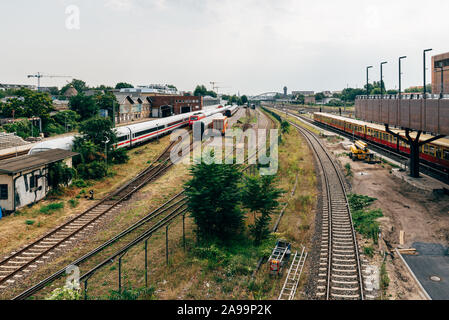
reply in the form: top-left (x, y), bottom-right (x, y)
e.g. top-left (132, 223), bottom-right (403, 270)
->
top-left (0, 149), bottom-right (78, 174)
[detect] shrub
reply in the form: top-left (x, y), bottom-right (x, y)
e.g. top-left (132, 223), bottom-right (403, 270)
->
top-left (68, 199), bottom-right (79, 208)
top-left (108, 286), bottom-right (155, 300)
top-left (72, 179), bottom-right (89, 188)
top-left (348, 194), bottom-right (377, 211)
top-left (77, 161), bottom-right (108, 180)
top-left (363, 246), bottom-right (374, 257)
top-left (110, 148), bottom-right (129, 164)
top-left (380, 262), bottom-right (390, 293)
top-left (46, 287), bottom-right (82, 300)
top-left (39, 202), bottom-right (64, 215)
top-left (25, 220), bottom-right (35, 225)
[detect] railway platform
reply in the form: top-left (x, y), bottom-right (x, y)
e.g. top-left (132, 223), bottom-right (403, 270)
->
top-left (401, 243), bottom-right (449, 300)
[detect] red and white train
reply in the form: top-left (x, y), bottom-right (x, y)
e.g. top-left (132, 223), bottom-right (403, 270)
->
top-left (28, 105), bottom-right (237, 155)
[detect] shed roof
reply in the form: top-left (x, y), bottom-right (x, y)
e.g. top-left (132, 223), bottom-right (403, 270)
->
top-left (0, 149), bottom-right (78, 174)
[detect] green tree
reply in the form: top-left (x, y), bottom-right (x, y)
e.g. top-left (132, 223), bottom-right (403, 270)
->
top-left (48, 161), bottom-right (75, 189)
top-left (341, 88), bottom-right (366, 102)
top-left (3, 119), bottom-right (39, 139)
top-left (115, 82), bottom-right (134, 90)
top-left (72, 117), bottom-right (126, 179)
top-left (194, 85), bottom-right (217, 98)
top-left (295, 94), bottom-right (305, 104)
top-left (61, 79), bottom-right (88, 95)
top-left (52, 110), bottom-right (80, 132)
top-left (78, 117), bottom-right (117, 147)
top-left (315, 92), bottom-right (326, 101)
top-left (95, 91), bottom-right (119, 118)
top-left (69, 94), bottom-right (99, 120)
top-left (242, 175), bottom-right (283, 245)
top-left (280, 121), bottom-right (290, 134)
top-left (241, 95), bottom-right (248, 105)
top-left (184, 160), bottom-right (244, 242)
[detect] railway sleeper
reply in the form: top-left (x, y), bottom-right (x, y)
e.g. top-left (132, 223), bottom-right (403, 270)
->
top-left (332, 280), bottom-right (359, 285)
top-left (331, 286), bottom-right (359, 292)
top-left (331, 293), bottom-right (360, 299)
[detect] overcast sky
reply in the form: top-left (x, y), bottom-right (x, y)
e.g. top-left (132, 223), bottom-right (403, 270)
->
top-left (1, 0), bottom-right (448, 95)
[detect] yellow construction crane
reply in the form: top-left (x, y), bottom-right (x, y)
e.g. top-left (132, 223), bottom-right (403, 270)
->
top-left (27, 72), bottom-right (73, 91)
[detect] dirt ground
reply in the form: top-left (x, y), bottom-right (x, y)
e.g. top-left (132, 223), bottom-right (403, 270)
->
top-left (322, 134), bottom-right (449, 300)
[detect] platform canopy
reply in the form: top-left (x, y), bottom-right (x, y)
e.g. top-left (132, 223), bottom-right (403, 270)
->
top-left (0, 149), bottom-right (78, 174)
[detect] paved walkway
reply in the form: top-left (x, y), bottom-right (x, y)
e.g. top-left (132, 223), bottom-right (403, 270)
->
top-left (402, 243), bottom-right (449, 300)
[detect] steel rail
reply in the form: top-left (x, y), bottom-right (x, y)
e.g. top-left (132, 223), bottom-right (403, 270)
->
top-left (286, 117), bottom-right (364, 300)
top-left (0, 139), bottom-right (182, 287)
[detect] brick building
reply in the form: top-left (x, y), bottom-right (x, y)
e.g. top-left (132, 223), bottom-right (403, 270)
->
top-left (432, 52), bottom-right (449, 95)
top-left (113, 92), bottom-right (203, 123)
top-left (147, 96), bottom-right (202, 118)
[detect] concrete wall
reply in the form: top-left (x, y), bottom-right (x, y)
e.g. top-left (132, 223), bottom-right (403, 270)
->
top-left (355, 96), bottom-right (449, 135)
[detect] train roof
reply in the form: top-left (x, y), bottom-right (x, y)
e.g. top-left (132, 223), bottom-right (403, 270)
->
top-left (314, 112), bottom-right (449, 148)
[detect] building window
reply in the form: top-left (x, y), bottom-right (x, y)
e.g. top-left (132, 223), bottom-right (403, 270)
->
top-left (0, 185), bottom-right (7, 200)
top-left (30, 175), bottom-right (38, 190)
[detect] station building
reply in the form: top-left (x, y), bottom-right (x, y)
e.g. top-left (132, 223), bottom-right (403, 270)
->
top-left (432, 52), bottom-right (449, 95)
top-left (0, 149), bottom-right (78, 215)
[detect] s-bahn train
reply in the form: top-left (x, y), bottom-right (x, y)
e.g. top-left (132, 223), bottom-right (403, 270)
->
top-left (28, 105), bottom-right (235, 155)
top-left (313, 112), bottom-right (449, 172)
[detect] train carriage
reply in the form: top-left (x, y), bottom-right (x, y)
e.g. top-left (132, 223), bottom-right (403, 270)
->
top-left (313, 112), bottom-right (449, 172)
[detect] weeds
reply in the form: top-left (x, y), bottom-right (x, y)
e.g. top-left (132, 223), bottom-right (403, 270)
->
top-left (363, 246), bottom-right (374, 257)
top-left (345, 163), bottom-right (353, 177)
top-left (68, 199), bottom-right (79, 208)
top-left (380, 261), bottom-right (390, 298)
top-left (39, 202), bottom-right (64, 215)
top-left (348, 194), bottom-right (382, 243)
top-left (107, 286), bottom-right (155, 300)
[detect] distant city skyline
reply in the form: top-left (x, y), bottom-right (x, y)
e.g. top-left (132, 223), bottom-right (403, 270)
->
top-left (0, 0), bottom-right (448, 95)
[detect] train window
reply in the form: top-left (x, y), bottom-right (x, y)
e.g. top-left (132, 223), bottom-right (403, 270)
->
top-left (136, 127), bottom-right (158, 137)
top-left (444, 150), bottom-right (449, 161)
top-left (118, 135), bottom-right (129, 142)
top-left (424, 145), bottom-right (429, 153)
top-left (168, 120), bottom-right (182, 127)
top-left (436, 149), bottom-right (442, 159)
top-left (0, 184), bottom-right (7, 200)
top-left (429, 146), bottom-right (435, 155)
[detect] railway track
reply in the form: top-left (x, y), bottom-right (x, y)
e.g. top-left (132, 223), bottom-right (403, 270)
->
top-left (13, 192), bottom-right (189, 299)
top-left (287, 111), bottom-right (449, 183)
top-left (0, 138), bottom-right (181, 290)
top-left (286, 118), bottom-right (364, 300)
top-left (12, 110), bottom-right (249, 299)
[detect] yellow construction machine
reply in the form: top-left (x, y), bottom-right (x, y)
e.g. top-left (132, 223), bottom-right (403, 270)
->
top-left (349, 140), bottom-right (374, 162)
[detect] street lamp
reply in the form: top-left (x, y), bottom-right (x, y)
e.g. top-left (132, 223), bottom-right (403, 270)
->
top-left (380, 61), bottom-right (388, 98)
top-left (423, 48), bottom-right (433, 97)
top-left (366, 66), bottom-right (373, 97)
top-left (399, 56), bottom-right (407, 99)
